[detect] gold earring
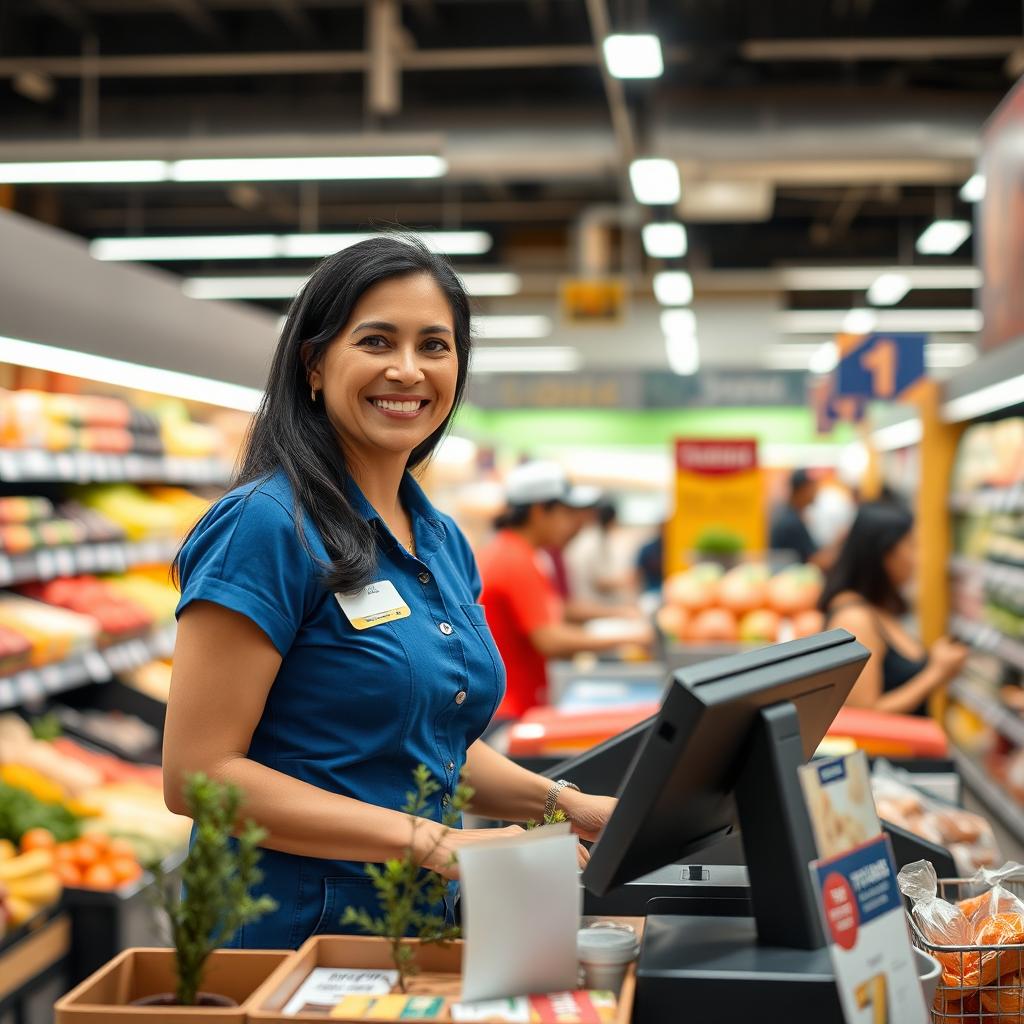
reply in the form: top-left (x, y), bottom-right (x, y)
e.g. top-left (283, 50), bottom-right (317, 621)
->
top-left (311, 386), bottom-right (317, 402)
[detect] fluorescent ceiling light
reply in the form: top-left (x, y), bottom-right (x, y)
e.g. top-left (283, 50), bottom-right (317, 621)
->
top-left (602, 34), bottom-right (664, 79)
top-left (809, 342), bottom-right (839, 375)
top-left (641, 222), bottom-right (688, 258)
top-left (866, 272), bottom-right (911, 306)
top-left (779, 309), bottom-right (983, 334)
top-left (184, 276), bottom-right (308, 300)
top-left (665, 334), bottom-right (699, 375)
top-left (872, 418), bottom-right (922, 452)
top-left (653, 270), bottom-right (693, 306)
top-left (660, 309), bottom-right (697, 337)
top-left (0, 155), bottom-right (446, 185)
top-left (925, 343), bottom-right (977, 369)
top-left (183, 269), bottom-right (519, 301)
top-left (171, 155), bottom-right (446, 182)
top-left (943, 372), bottom-right (1024, 422)
top-left (0, 160), bottom-right (170, 183)
top-left (960, 174), bottom-right (986, 203)
top-left (629, 158), bottom-right (681, 205)
top-left (842, 308), bottom-right (877, 335)
top-left (472, 315), bottom-right (552, 340)
top-left (916, 219), bottom-right (972, 256)
top-left (91, 230), bottom-right (493, 262)
top-left (0, 334), bottom-right (262, 411)
top-left (471, 346), bottom-right (580, 373)
top-left (777, 266), bottom-right (981, 291)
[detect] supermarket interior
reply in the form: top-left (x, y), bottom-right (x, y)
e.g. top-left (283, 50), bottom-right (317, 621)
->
top-left (1, 2), bottom-right (1024, 1023)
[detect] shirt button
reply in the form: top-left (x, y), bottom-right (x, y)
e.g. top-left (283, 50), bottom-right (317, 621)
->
top-left (442, 793), bottom-right (450, 807)
top-left (446, 761), bottom-right (455, 772)
top-left (455, 690), bottom-right (467, 705)
top-left (439, 622), bottom-right (453, 636)
top-left (418, 571), bottom-right (431, 585)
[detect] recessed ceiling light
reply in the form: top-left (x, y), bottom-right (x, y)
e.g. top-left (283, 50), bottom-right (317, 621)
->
top-left (629, 158), bottom-right (681, 205)
top-left (602, 34), bottom-right (664, 79)
top-left (809, 342), bottom-right (839, 375)
top-left (472, 315), bottom-right (552, 340)
top-left (959, 174), bottom-right (986, 203)
top-left (842, 308), bottom-right (878, 335)
top-left (653, 270), bottom-right (693, 306)
top-left (660, 309), bottom-right (697, 337)
top-left (916, 219), bottom-right (972, 256)
top-left (665, 334), bottom-right (699, 375)
top-left (866, 273), bottom-right (911, 307)
top-left (641, 222), bottom-right (688, 259)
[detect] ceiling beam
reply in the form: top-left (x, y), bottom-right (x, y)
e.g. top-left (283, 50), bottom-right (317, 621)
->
top-left (583, 0), bottom-right (635, 165)
top-left (742, 36), bottom-right (1024, 61)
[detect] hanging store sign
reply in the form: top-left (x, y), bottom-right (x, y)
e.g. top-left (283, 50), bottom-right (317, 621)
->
top-left (835, 333), bottom-right (926, 401)
top-left (560, 278), bottom-right (628, 324)
top-left (665, 438), bottom-right (765, 574)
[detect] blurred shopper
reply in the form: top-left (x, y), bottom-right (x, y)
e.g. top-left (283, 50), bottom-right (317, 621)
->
top-left (820, 502), bottom-right (968, 714)
top-left (479, 462), bottom-right (649, 719)
top-left (770, 469), bottom-right (831, 568)
top-left (565, 500), bottom-right (638, 605)
top-left (635, 528), bottom-right (665, 596)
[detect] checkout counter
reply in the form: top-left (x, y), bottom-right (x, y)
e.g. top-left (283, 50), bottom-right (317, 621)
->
top-left (531, 631), bottom-right (957, 1023)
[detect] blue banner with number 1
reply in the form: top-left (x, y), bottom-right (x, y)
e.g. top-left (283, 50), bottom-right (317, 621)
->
top-left (836, 333), bottom-right (927, 400)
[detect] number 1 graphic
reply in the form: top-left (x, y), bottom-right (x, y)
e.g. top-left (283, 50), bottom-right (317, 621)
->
top-left (855, 972), bottom-right (889, 1024)
top-left (860, 339), bottom-right (897, 398)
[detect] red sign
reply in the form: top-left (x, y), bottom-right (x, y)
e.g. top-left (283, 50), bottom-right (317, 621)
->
top-left (823, 871), bottom-right (860, 951)
top-left (675, 439), bottom-right (758, 475)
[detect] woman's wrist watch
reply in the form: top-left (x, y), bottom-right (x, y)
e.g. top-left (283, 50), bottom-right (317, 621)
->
top-left (544, 778), bottom-right (580, 820)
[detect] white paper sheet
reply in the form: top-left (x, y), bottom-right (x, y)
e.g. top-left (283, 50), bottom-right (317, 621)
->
top-left (457, 823), bottom-right (581, 1002)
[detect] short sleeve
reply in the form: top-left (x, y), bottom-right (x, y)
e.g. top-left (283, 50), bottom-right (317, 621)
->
top-left (176, 490), bottom-right (316, 655)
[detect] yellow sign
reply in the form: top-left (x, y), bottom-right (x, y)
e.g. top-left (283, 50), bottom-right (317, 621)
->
top-left (560, 278), bottom-right (627, 324)
top-left (665, 438), bottom-right (766, 574)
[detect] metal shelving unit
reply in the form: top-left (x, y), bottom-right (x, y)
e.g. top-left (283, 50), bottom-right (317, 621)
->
top-left (950, 743), bottom-right (1024, 848)
top-left (0, 449), bottom-right (230, 486)
top-left (949, 677), bottom-right (1024, 748)
top-left (951, 614), bottom-right (1024, 673)
top-left (0, 622), bottom-right (175, 711)
top-left (0, 538), bottom-right (180, 587)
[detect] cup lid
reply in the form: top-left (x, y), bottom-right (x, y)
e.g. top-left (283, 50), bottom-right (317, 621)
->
top-left (577, 926), bottom-right (639, 965)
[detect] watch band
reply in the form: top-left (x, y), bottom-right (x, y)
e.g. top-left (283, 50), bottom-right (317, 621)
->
top-left (545, 778), bottom-right (580, 820)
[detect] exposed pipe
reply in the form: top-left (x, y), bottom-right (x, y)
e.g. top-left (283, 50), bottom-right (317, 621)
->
top-left (742, 35), bottom-right (1024, 61)
top-left (583, 0), bottom-right (636, 165)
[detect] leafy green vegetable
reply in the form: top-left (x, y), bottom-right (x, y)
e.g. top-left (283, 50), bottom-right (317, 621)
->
top-left (0, 781), bottom-right (81, 843)
top-left (29, 713), bottom-right (63, 742)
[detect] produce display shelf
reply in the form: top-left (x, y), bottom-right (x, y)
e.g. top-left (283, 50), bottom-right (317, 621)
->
top-left (950, 555), bottom-right (1024, 592)
top-left (0, 537), bottom-right (180, 587)
top-left (950, 743), bottom-right (1024, 848)
top-left (0, 622), bottom-right (176, 711)
top-left (951, 613), bottom-right (1024, 673)
top-left (0, 906), bottom-right (71, 1009)
top-left (0, 448), bottom-right (231, 486)
top-left (949, 484), bottom-right (1024, 515)
top-left (948, 677), bottom-right (1024, 748)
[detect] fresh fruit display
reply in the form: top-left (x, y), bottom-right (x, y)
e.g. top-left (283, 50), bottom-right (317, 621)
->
top-left (77, 484), bottom-right (182, 541)
top-left (0, 496), bottom-right (55, 525)
top-left (104, 570), bottom-right (180, 622)
top-left (0, 780), bottom-right (82, 844)
top-left (0, 841), bottom-right (62, 927)
top-left (20, 576), bottom-right (154, 643)
top-left (0, 715), bottom-right (104, 796)
top-left (952, 417), bottom-right (1024, 494)
top-left (658, 561), bottom-right (825, 646)
top-left (53, 832), bottom-right (143, 890)
top-left (0, 593), bottom-right (97, 669)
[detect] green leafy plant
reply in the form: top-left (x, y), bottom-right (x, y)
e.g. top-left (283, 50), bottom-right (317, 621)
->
top-left (151, 773), bottom-right (277, 1006)
top-left (525, 807), bottom-right (569, 830)
top-left (342, 764), bottom-right (473, 992)
top-left (29, 712), bottom-right (62, 742)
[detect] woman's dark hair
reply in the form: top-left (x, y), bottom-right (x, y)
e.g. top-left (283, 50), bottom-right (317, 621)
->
top-left (818, 501), bottom-right (914, 616)
top-left (175, 233), bottom-right (472, 595)
top-left (493, 500), bottom-right (561, 531)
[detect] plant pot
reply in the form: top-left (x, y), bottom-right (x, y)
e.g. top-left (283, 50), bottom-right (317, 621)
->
top-left (248, 933), bottom-right (638, 1023)
top-left (53, 947), bottom-right (291, 1023)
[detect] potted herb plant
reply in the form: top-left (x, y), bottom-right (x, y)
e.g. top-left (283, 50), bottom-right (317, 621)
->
top-left (54, 773), bottom-right (290, 1022)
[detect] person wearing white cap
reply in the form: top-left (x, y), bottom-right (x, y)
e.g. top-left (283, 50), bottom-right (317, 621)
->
top-left (478, 461), bottom-right (650, 719)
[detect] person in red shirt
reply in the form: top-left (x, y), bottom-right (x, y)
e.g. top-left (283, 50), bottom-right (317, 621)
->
top-left (479, 462), bottom-right (649, 719)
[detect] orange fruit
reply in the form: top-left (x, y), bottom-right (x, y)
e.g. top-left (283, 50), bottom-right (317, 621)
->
top-left (109, 857), bottom-right (142, 885)
top-left (20, 828), bottom-right (56, 853)
top-left (54, 843), bottom-right (77, 864)
top-left (82, 832), bottom-right (109, 854)
top-left (73, 841), bottom-right (102, 868)
top-left (57, 862), bottom-right (83, 887)
top-left (82, 863), bottom-right (117, 890)
top-left (106, 838), bottom-right (136, 860)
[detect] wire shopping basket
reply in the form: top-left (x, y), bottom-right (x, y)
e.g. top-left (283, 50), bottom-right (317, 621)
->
top-left (907, 876), bottom-right (1024, 1022)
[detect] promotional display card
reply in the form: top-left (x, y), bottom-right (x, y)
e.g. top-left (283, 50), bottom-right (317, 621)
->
top-left (283, 967), bottom-right (399, 1015)
top-left (799, 751), bottom-right (881, 859)
top-left (811, 834), bottom-right (929, 1024)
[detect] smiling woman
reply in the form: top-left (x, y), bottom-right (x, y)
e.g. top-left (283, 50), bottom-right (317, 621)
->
top-left (161, 234), bottom-right (615, 950)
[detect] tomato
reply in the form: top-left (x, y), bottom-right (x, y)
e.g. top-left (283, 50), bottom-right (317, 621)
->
top-left (82, 863), bottom-right (117, 890)
top-left (20, 828), bottom-right (56, 853)
top-left (57, 862), bottom-right (83, 887)
top-left (109, 857), bottom-right (142, 885)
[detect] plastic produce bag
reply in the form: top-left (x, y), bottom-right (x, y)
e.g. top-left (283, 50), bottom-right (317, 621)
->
top-left (958, 862), bottom-right (1024, 925)
top-left (872, 760), bottom-right (1001, 874)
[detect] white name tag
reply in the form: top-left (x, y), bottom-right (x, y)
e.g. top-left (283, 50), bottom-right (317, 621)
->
top-left (335, 580), bottom-right (411, 630)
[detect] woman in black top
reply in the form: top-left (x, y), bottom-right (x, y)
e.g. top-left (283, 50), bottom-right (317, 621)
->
top-left (820, 502), bottom-right (967, 715)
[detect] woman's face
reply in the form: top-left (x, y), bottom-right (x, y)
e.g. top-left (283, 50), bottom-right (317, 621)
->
top-left (311, 272), bottom-right (459, 465)
top-left (882, 531), bottom-right (916, 590)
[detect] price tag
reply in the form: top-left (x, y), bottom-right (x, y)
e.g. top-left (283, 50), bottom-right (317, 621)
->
top-left (25, 450), bottom-right (50, 478)
top-left (54, 453), bottom-right (75, 479)
top-left (35, 549), bottom-right (56, 579)
top-left (77, 546), bottom-right (94, 572)
top-left (0, 679), bottom-right (15, 709)
top-left (40, 664), bottom-right (62, 690)
top-left (0, 450), bottom-right (18, 480)
top-left (19, 673), bottom-right (44, 703)
top-left (0, 556), bottom-right (12, 587)
top-left (55, 547), bottom-right (76, 577)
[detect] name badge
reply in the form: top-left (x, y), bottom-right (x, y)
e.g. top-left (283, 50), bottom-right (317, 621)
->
top-left (335, 580), bottom-right (411, 630)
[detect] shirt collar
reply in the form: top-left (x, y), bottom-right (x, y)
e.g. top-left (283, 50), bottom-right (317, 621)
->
top-left (344, 470), bottom-right (447, 560)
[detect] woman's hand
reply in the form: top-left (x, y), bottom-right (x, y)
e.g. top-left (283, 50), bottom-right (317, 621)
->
top-left (413, 822), bottom-right (525, 880)
top-left (929, 636), bottom-right (969, 683)
top-left (556, 789), bottom-right (617, 844)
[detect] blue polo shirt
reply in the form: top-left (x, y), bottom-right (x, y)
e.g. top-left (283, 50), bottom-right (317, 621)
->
top-left (175, 467), bottom-right (505, 949)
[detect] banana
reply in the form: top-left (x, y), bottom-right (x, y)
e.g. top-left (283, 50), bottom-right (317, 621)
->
top-left (0, 849), bottom-right (54, 881)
